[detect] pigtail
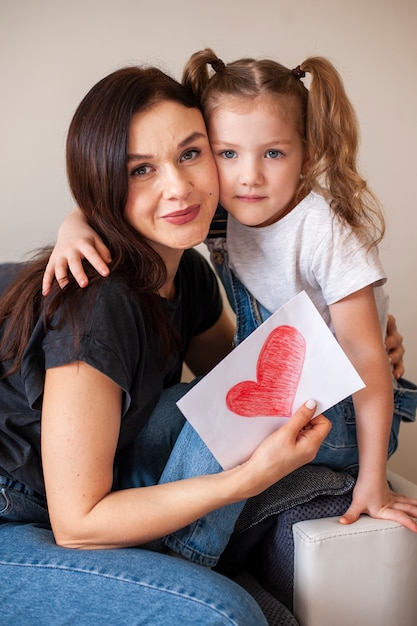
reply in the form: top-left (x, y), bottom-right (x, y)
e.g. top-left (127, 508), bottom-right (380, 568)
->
top-left (301, 57), bottom-right (385, 247)
top-left (182, 48), bottom-right (221, 99)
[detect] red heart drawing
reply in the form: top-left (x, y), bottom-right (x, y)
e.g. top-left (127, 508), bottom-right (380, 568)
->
top-left (226, 325), bottom-right (306, 417)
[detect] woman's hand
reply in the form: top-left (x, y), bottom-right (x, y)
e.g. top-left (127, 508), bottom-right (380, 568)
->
top-left (237, 401), bottom-right (332, 498)
top-left (42, 208), bottom-right (111, 295)
top-left (339, 476), bottom-right (417, 533)
top-left (385, 314), bottom-right (405, 379)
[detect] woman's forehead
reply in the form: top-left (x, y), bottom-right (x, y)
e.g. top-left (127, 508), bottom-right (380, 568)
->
top-left (129, 101), bottom-right (207, 152)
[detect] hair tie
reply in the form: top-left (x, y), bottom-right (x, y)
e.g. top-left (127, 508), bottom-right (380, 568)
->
top-left (292, 65), bottom-right (306, 79)
top-left (210, 58), bottom-right (226, 73)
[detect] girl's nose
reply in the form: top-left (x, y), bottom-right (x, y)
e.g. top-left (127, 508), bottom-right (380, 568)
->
top-left (239, 159), bottom-right (263, 186)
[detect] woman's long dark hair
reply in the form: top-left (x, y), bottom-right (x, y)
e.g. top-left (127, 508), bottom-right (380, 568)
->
top-left (0, 67), bottom-right (201, 375)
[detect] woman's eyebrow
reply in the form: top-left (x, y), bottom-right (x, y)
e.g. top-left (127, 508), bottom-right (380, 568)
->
top-left (178, 131), bottom-right (207, 148)
top-left (127, 132), bottom-right (207, 162)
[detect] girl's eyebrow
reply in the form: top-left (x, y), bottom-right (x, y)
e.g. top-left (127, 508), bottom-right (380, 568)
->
top-left (127, 132), bottom-right (207, 162)
top-left (210, 137), bottom-right (293, 147)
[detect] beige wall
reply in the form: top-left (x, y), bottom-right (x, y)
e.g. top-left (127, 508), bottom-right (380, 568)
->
top-left (1, 0), bottom-right (416, 481)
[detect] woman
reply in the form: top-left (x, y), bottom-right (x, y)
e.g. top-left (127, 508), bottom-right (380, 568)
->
top-left (0, 66), bottom-right (331, 624)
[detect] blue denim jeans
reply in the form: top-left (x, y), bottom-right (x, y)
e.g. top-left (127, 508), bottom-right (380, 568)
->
top-left (0, 521), bottom-right (266, 625)
top-left (208, 238), bottom-right (417, 472)
top-left (0, 384), bottom-right (265, 625)
top-left (114, 381), bottom-right (246, 566)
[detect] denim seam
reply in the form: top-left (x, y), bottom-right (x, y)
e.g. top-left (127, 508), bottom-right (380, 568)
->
top-left (0, 561), bottom-right (241, 625)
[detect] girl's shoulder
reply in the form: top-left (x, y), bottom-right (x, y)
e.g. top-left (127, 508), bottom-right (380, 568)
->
top-left (298, 191), bottom-right (333, 218)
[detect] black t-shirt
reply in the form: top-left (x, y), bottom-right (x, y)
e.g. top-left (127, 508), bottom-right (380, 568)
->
top-left (0, 249), bottom-right (222, 496)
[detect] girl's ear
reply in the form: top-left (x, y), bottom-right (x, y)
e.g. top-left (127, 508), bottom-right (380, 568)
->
top-left (301, 149), bottom-right (311, 176)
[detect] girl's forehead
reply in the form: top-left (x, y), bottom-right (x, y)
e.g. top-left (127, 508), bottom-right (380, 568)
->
top-left (208, 92), bottom-right (298, 118)
top-left (207, 93), bottom-right (305, 143)
top-left (209, 93), bottom-right (300, 125)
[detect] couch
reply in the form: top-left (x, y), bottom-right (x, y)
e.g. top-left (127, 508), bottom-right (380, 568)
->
top-left (220, 466), bottom-right (417, 626)
top-left (292, 469), bottom-right (417, 626)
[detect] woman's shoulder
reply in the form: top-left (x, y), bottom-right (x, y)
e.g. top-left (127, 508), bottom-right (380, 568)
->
top-left (180, 247), bottom-right (215, 282)
top-left (49, 272), bottom-right (146, 342)
top-left (40, 273), bottom-right (146, 384)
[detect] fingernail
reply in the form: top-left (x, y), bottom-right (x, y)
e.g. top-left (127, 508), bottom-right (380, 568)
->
top-left (305, 399), bottom-right (317, 409)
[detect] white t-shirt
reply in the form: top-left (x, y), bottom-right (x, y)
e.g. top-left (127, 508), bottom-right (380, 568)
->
top-left (227, 191), bottom-right (388, 334)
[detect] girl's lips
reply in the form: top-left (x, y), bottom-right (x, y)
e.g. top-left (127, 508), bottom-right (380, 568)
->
top-left (236, 195), bottom-right (266, 203)
top-left (162, 204), bottom-right (201, 225)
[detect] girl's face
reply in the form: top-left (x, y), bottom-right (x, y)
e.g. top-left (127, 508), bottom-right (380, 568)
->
top-left (124, 101), bottom-right (219, 261)
top-left (208, 95), bottom-right (308, 228)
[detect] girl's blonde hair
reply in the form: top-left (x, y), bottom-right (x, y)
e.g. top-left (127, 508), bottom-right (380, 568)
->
top-left (183, 48), bottom-right (384, 247)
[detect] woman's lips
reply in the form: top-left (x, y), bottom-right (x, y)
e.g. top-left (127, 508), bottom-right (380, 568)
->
top-left (162, 204), bottom-right (201, 225)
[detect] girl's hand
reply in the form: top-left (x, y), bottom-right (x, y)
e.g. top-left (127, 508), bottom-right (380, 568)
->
top-left (385, 314), bottom-right (405, 379)
top-left (42, 209), bottom-right (111, 295)
top-left (339, 477), bottom-right (417, 533)
top-left (239, 401), bottom-right (332, 497)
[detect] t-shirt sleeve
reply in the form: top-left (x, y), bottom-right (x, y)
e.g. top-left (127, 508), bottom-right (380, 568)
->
top-left (41, 279), bottom-right (144, 403)
top-left (311, 221), bottom-right (387, 305)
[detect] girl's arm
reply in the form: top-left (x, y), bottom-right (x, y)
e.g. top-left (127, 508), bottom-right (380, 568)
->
top-left (330, 286), bottom-right (417, 532)
top-left (41, 360), bottom-right (332, 550)
top-left (43, 213), bottom-right (407, 379)
top-left (42, 208), bottom-right (112, 295)
top-left (42, 213), bottom-right (407, 379)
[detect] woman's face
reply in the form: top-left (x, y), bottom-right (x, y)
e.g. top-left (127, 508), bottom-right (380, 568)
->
top-left (124, 101), bottom-right (219, 261)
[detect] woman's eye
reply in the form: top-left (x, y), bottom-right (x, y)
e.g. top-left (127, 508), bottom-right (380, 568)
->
top-left (131, 164), bottom-right (153, 177)
top-left (181, 149), bottom-right (200, 162)
top-left (220, 150), bottom-right (237, 160)
top-left (265, 149), bottom-right (283, 159)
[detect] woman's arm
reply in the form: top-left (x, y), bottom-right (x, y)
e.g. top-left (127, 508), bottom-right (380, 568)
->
top-left (385, 313), bottom-right (405, 380)
top-left (41, 360), bottom-right (333, 550)
top-left (330, 286), bottom-right (417, 532)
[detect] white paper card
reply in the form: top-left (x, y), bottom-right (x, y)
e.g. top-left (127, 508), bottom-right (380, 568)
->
top-left (177, 291), bottom-right (365, 469)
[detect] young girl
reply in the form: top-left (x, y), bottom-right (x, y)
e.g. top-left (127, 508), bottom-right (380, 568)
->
top-left (184, 50), bottom-right (417, 528)
top-left (43, 52), bottom-right (417, 532)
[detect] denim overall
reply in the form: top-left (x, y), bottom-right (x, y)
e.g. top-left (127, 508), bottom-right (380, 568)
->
top-left (207, 206), bottom-right (417, 474)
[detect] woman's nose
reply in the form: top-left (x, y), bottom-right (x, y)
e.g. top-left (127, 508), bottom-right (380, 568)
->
top-left (162, 166), bottom-right (192, 200)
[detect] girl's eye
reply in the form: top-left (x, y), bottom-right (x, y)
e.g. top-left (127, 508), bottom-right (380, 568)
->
top-left (220, 150), bottom-right (237, 160)
top-left (181, 148), bottom-right (200, 162)
top-left (131, 164), bottom-right (153, 177)
top-left (265, 149), bottom-right (283, 159)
